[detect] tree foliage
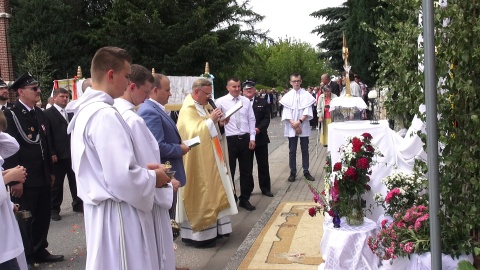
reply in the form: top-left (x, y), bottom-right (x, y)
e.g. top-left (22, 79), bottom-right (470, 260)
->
top-left (8, 0), bottom-right (264, 89)
top-left (373, 0), bottom-right (480, 255)
top-left (311, 3), bottom-right (348, 73)
top-left (19, 44), bottom-right (55, 101)
top-left (234, 39), bottom-right (333, 90)
top-left (344, 0), bottom-right (381, 86)
top-left (8, 0), bottom-right (84, 86)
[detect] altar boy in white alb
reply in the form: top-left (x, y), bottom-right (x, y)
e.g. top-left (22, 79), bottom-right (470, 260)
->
top-left (66, 47), bottom-right (171, 270)
top-left (114, 64), bottom-right (178, 270)
top-left (280, 73), bottom-right (316, 183)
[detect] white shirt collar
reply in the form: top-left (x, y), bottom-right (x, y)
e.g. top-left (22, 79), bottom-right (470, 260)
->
top-left (53, 103), bottom-right (65, 113)
top-left (148, 98), bottom-right (166, 112)
top-left (18, 99), bottom-right (33, 111)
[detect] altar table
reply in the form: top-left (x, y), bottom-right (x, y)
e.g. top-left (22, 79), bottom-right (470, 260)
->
top-left (327, 120), bottom-right (424, 221)
top-left (319, 217), bottom-right (379, 270)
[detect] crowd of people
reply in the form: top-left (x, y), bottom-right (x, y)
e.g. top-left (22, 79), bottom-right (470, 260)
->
top-left (0, 45), bottom-right (370, 270)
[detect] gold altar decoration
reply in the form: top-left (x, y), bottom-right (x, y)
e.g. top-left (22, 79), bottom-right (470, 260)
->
top-left (343, 33), bottom-right (352, 97)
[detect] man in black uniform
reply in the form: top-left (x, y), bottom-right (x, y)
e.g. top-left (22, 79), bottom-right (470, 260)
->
top-left (0, 78), bottom-right (14, 110)
top-left (242, 79), bottom-right (273, 197)
top-left (3, 73), bottom-right (64, 264)
top-left (45, 88), bottom-right (83, 221)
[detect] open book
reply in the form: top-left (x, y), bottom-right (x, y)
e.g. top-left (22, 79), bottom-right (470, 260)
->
top-left (221, 101), bottom-right (243, 120)
top-left (184, 136), bottom-right (201, 148)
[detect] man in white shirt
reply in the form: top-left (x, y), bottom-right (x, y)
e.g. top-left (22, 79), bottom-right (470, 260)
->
top-left (215, 77), bottom-right (256, 211)
top-left (66, 47), bottom-right (171, 270)
top-left (279, 73), bottom-right (316, 182)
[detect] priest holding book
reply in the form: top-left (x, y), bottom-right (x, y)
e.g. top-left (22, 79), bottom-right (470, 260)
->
top-left (176, 78), bottom-right (238, 248)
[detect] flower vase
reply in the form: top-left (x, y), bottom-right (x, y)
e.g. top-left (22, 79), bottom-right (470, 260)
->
top-left (346, 202), bottom-right (364, 226)
top-left (332, 210), bottom-right (341, 228)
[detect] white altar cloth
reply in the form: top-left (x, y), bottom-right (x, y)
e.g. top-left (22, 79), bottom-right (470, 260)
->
top-left (329, 96), bottom-right (367, 110)
top-left (327, 120), bottom-right (425, 221)
top-left (319, 217), bottom-right (379, 270)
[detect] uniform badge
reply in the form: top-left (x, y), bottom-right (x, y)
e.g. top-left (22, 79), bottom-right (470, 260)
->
top-left (27, 134), bottom-right (32, 139)
top-left (22, 109), bottom-right (27, 114)
top-left (41, 124), bottom-right (46, 133)
top-left (30, 127), bottom-right (34, 131)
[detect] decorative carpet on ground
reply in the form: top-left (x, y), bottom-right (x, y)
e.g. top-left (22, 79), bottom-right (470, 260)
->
top-left (238, 202), bottom-right (324, 270)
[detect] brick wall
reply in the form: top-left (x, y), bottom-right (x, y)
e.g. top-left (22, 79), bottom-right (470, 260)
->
top-left (0, 0), bottom-right (14, 81)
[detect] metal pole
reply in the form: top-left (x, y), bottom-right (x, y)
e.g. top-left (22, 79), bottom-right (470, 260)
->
top-left (422, 0), bottom-right (441, 268)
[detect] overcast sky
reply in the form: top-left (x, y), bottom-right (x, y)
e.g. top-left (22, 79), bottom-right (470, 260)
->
top-left (248, 0), bottom-right (345, 47)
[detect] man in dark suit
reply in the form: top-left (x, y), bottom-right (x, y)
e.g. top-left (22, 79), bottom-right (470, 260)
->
top-left (4, 73), bottom-right (64, 264)
top-left (321, 74), bottom-right (340, 97)
top-left (0, 78), bottom-right (14, 110)
top-left (138, 73), bottom-right (188, 218)
top-left (44, 88), bottom-right (82, 221)
top-left (242, 80), bottom-right (273, 197)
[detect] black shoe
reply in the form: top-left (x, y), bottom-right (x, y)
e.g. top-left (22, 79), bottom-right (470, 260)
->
top-left (35, 250), bottom-right (64, 263)
top-left (261, 190), bottom-right (274, 197)
top-left (51, 212), bottom-right (61, 221)
top-left (193, 238), bottom-right (216, 249)
top-left (304, 172), bottom-right (315, 181)
top-left (239, 200), bottom-right (256, 211)
top-left (72, 205), bottom-right (83, 213)
top-left (287, 174), bottom-right (296, 182)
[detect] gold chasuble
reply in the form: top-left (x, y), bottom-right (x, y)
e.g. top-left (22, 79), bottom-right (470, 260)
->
top-left (177, 94), bottom-right (232, 232)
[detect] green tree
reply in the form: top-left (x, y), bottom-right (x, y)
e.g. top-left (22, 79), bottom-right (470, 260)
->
top-left (235, 39), bottom-right (333, 89)
top-left (373, 0), bottom-right (480, 255)
top-left (19, 44), bottom-right (55, 102)
top-left (90, 0), bottom-right (265, 82)
top-left (8, 0), bottom-right (85, 81)
top-left (344, 0), bottom-right (381, 86)
top-left (311, 3), bottom-right (348, 73)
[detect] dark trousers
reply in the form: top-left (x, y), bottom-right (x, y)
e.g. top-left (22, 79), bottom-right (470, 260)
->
top-left (14, 186), bottom-right (51, 261)
top-left (251, 143), bottom-right (271, 193)
top-left (51, 158), bottom-right (82, 213)
top-left (0, 258), bottom-right (20, 270)
top-left (227, 134), bottom-right (254, 201)
top-left (288, 136), bottom-right (310, 175)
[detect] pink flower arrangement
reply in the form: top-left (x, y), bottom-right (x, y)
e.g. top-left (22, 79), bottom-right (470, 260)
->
top-left (368, 204), bottom-right (430, 260)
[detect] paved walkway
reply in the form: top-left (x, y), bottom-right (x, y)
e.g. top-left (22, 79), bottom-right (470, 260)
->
top-left (42, 117), bottom-right (329, 270)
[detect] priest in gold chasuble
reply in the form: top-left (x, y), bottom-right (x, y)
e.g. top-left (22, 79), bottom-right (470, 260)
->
top-left (176, 78), bottom-right (238, 248)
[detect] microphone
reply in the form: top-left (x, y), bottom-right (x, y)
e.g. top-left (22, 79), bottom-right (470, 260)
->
top-left (208, 99), bottom-right (217, 110)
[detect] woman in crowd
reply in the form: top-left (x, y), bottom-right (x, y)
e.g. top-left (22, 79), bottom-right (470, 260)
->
top-left (317, 84), bottom-right (338, 147)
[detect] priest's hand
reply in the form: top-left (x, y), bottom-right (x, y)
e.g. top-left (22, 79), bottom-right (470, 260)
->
top-left (219, 117), bottom-right (229, 126)
top-left (10, 183), bottom-right (23, 198)
top-left (210, 108), bottom-right (223, 123)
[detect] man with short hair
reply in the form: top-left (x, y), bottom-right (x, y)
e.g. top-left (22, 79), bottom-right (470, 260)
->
top-left (4, 72), bottom-right (64, 264)
top-left (114, 65), bottom-right (180, 270)
top-left (0, 79), bottom-right (13, 110)
top-left (242, 80), bottom-right (273, 197)
top-left (215, 77), bottom-right (257, 211)
top-left (44, 88), bottom-right (82, 221)
top-left (280, 73), bottom-right (316, 182)
top-left (321, 73), bottom-right (340, 97)
top-left (177, 78), bottom-right (237, 248)
top-left (66, 47), bottom-right (171, 269)
top-left (138, 73), bottom-right (188, 220)
top-left (45, 97), bottom-right (54, 109)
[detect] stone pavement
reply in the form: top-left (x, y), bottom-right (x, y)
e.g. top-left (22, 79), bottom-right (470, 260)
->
top-left (40, 116), bottom-right (329, 270)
